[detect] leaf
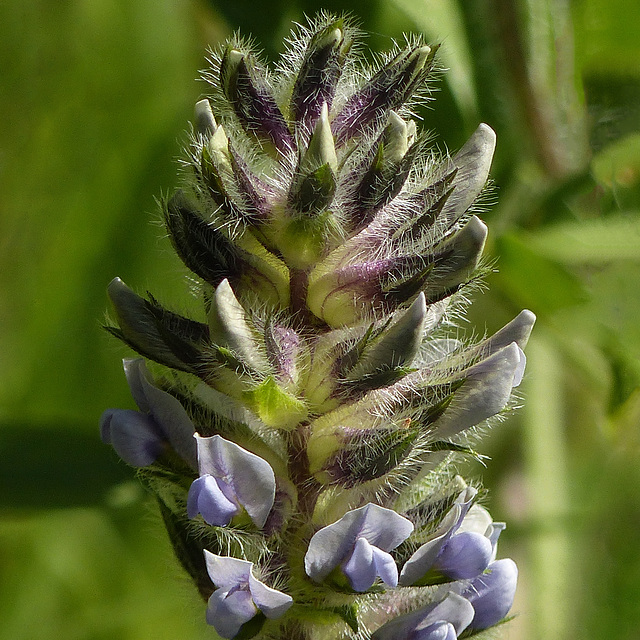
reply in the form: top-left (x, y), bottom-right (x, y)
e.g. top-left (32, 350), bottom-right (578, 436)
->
top-left (524, 214), bottom-right (640, 263)
top-left (493, 234), bottom-right (588, 315)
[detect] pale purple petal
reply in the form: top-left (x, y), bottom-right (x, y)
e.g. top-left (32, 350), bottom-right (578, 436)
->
top-left (487, 523), bottom-right (506, 561)
top-left (372, 592), bottom-right (474, 640)
top-left (123, 359), bottom-right (197, 468)
top-left (248, 572), bottom-right (293, 618)
top-left (434, 531), bottom-right (493, 579)
top-left (371, 545), bottom-right (399, 588)
top-left (99, 408), bottom-right (164, 467)
top-left (195, 434), bottom-right (276, 528)
top-left (342, 537), bottom-right (377, 592)
top-left (512, 346), bottom-right (526, 387)
top-left (399, 536), bottom-right (446, 586)
top-left (432, 343), bottom-right (522, 438)
top-left (483, 310), bottom-right (536, 353)
top-left (206, 587), bottom-right (257, 639)
top-left (462, 558), bottom-right (518, 629)
top-left (399, 503), bottom-right (463, 586)
top-left (204, 551), bottom-right (251, 590)
top-left (413, 622), bottom-right (457, 640)
top-left (305, 503), bottom-right (413, 582)
top-left (356, 504), bottom-right (415, 550)
top-left (187, 475), bottom-right (240, 525)
top-left (452, 486), bottom-right (478, 528)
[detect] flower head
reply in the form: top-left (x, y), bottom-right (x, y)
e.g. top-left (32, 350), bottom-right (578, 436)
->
top-left (100, 13), bottom-right (529, 638)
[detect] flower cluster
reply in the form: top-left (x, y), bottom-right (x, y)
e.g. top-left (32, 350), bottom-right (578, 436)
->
top-left (100, 13), bottom-right (533, 640)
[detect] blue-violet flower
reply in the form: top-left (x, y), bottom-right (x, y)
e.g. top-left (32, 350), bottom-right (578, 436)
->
top-left (305, 503), bottom-right (414, 591)
top-left (188, 434), bottom-right (276, 528)
top-left (204, 550), bottom-right (293, 638)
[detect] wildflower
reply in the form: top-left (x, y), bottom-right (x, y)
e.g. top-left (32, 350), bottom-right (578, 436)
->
top-left (305, 503), bottom-right (414, 591)
top-left (100, 13), bottom-right (532, 638)
top-left (400, 490), bottom-right (505, 586)
top-left (99, 359), bottom-right (196, 468)
top-left (371, 592), bottom-right (475, 640)
top-left (458, 558), bottom-right (518, 629)
top-left (204, 551), bottom-right (293, 638)
top-left (187, 434), bottom-right (276, 528)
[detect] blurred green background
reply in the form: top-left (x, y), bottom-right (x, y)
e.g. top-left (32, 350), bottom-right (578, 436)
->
top-left (1, 1), bottom-right (639, 638)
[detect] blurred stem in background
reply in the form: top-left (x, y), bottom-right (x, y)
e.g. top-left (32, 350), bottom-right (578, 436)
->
top-left (1, 0), bottom-right (639, 638)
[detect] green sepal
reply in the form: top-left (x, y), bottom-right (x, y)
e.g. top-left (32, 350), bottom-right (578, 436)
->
top-left (288, 603), bottom-right (358, 632)
top-left (290, 162), bottom-right (337, 215)
top-left (317, 424), bottom-right (421, 486)
top-left (427, 440), bottom-right (489, 464)
top-left (276, 210), bottom-right (339, 270)
top-left (243, 376), bottom-right (308, 430)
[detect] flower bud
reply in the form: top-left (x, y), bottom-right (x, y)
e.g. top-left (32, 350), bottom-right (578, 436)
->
top-left (208, 279), bottom-right (268, 373)
top-left (290, 19), bottom-right (352, 131)
top-left (194, 98), bottom-right (217, 138)
top-left (332, 44), bottom-right (436, 143)
top-left (107, 277), bottom-right (207, 372)
top-left (344, 293), bottom-right (427, 390)
top-left (346, 112), bottom-right (418, 231)
top-left (220, 46), bottom-right (294, 154)
top-left (164, 190), bottom-right (241, 287)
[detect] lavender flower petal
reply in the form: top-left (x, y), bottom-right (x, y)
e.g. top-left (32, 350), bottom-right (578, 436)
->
top-left (431, 342), bottom-right (523, 439)
top-left (248, 572), bottom-right (294, 618)
top-left (414, 622), bottom-right (457, 640)
top-left (372, 592), bottom-right (474, 640)
top-left (195, 434), bottom-right (276, 528)
top-left (124, 358), bottom-right (197, 468)
top-left (99, 409), bottom-right (164, 467)
top-left (461, 558), bottom-right (518, 629)
top-left (205, 551), bottom-right (252, 588)
top-left (207, 587), bottom-right (257, 639)
top-left (342, 537), bottom-right (377, 592)
top-left (187, 474), bottom-right (241, 526)
top-left (399, 488), bottom-right (476, 586)
top-left (204, 551), bottom-right (292, 637)
top-left (433, 531), bottom-right (493, 580)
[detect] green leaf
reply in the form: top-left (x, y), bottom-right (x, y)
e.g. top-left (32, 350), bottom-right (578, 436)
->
top-left (523, 214), bottom-right (640, 263)
top-left (493, 234), bottom-right (589, 314)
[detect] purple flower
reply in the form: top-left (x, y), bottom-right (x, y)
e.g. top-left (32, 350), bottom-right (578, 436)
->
top-left (459, 558), bottom-right (518, 629)
top-left (372, 592), bottom-right (475, 640)
top-left (204, 551), bottom-right (293, 639)
top-left (187, 434), bottom-right (276, 528)
top-left (400, 489), bottom-right (503, 585)
top-left (304, 503), bottom-right (414, 592)
top-left (99, 359), bottom-right (196, 468)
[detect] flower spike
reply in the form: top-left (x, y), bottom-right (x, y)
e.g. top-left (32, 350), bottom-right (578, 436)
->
top-left (100, 13), bottom-right (530, 638)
